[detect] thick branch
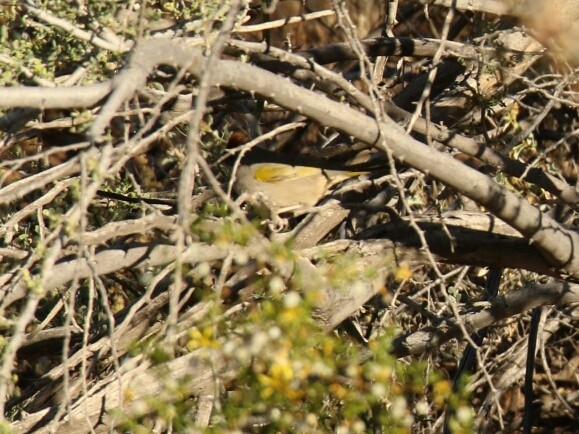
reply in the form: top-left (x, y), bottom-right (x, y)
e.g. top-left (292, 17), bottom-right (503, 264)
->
top-left (391, 280), bottom-right (579, 357)
top-left (301, 37), bottom-right (497, 64)
top-left (0, 82), bottom-right (111, 109)
top-left (0, 242), bottom-right (231, 310)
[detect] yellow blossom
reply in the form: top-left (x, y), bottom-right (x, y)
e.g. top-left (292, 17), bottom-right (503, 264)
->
top-left (395, 263), bottom-right (413, 281)
top-left (186, 326), bottom-right (219, 350)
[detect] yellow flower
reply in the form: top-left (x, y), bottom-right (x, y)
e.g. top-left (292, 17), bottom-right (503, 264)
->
top-left (433, 379), bottom-right (452, 406)
top-left (186, 326), bottom-right (219, 350)
top-left (258, 359), bottom-right (304, 400)
top-left (395, 263), bottom-right (412, 281)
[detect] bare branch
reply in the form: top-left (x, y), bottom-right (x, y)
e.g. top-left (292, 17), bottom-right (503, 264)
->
top-left (391, 280), bottom-right (579, 357)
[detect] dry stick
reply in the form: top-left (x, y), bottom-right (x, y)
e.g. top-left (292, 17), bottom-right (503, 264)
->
top-left (371, 0), bottom-right (398, 84)
top-left (509, 85), bottom-right (563, 149)
top-left (232, 9), bottom-right (335, 33)
top-left (0, 154), bottom-right (82, 205)
top-left (178, 22), bottom-right (238, 215)
top-left (0, 248), bottom-right (27, 260)
top-left (522, 307), bottom-right (543, 433)
top-left (46, 143), bottom-right (126, 424)
top-left (227, 39), bottom-right (378, 120)
top-left (12, 292), bottom-right (171, 425)
top-left (55, 279), bottom-right (82, 430)
top-left (90, 254), bottom-right (125, 399)
top-left (14, 335), bottom-right (235, 433)
top-left (79, 276), bottom-right (96, 432)
top-left (303, 36), bottom-right (496, 62)
top-left (0, 81), bottom-right (112, 110)
top-left (419, 0), bottom-right (510, 15)
top-left (73, 213), bottom-right (178, 246)
top-left (0, 107), bottom-right (191, 257)
top-left (0, 241), bottom-right (231, 310)
top-left (0, 178), bottom-right (77, 242)
top-left (0, 140), bottom-right (89, 170)
top-left (516, 73), bottom-right (579, 108)
top-left (0, 67), bottom-right (86, 134)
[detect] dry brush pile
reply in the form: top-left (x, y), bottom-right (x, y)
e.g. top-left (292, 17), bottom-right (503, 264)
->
top-left (1, 0), bottom-right (579, 432)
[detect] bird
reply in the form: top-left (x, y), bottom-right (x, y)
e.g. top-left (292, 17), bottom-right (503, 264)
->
top-left (231, 146), bottom-right (378, 213)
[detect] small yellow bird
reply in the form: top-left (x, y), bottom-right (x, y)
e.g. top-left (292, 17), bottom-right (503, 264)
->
top-left (232, 147), bottom-right (372, 212)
